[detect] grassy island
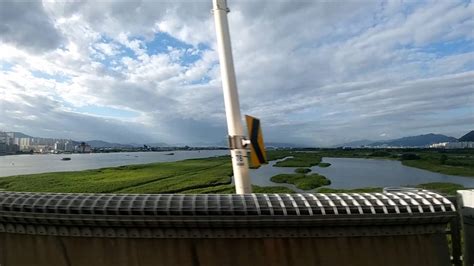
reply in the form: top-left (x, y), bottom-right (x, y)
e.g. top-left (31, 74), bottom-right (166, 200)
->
top-left (318, 162), bottom-right (331, 167)
top-left (294, 168), bottom-right (311, 174)
top-left (271, 173), bottom-right (331, 190)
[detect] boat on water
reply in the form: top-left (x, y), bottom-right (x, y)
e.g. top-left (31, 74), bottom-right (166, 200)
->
top-left (61, 157), bottom-right (71, 161)
top-left (165, 153), bottom-right (174, 155)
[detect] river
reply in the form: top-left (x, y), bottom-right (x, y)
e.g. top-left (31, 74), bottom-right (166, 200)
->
top-left (250, 157), bottom-right (474, 192)
top-left (1, 152), bottom-right (473, 191)
top-left (0, 150), bottom-right (228, 177)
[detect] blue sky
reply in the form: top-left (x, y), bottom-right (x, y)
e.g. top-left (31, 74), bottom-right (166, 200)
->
top-left (0, 1), bottom-right (473, 145)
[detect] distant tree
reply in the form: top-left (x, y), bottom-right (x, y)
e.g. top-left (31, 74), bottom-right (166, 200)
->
top-left (368, 151), bottom-right (391, 157)
top-left (400, 153), bottom-right (421, 160)
top-left (439, 154), bottom-right (448, 165)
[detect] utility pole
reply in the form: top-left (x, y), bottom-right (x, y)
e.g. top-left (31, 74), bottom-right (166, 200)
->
top-left (212, 0), bottom-right (252, 194)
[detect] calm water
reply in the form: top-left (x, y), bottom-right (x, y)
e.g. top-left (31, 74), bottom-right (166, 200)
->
top-left (0, 150), bottom-right (228, 177)
top-left (1, 153), bottom-right (473, 191)
top-left (250, 157), bottom-right (474, 191)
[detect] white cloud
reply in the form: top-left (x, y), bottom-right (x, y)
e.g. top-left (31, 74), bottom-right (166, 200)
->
top-left (0, 0), bottom-right (473, 146)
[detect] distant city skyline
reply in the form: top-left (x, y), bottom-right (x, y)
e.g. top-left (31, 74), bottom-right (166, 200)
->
top-left (1, 1), bottom-right (473, 146)
top-left (2, 129), bottom-right (472, 149)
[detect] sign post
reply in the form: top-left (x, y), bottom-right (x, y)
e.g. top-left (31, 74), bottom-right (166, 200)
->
top-left (212, 0), bottom-right (251, 194)
top-left (245, 115), bottom-right (268, 168)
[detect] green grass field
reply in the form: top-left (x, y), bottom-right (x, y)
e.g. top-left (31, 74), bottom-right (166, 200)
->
top-left (0, 156), bottom-right (297, 194)
top-left (0, 156), bottom-right (233, 193)
top-left (401, 156), bottom-right (474, 176)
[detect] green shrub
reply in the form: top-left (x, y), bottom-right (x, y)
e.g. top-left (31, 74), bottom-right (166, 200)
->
top-left (368, 151), bottom-right (391, 157)
top-left (295, 168), bottom-right (311, 174)
top-left (400, 153), bottom-right (421, 160)
top-left (318, 163), bottom-right (331, 167)
top-left (439, 154), bottom-right (448, 165)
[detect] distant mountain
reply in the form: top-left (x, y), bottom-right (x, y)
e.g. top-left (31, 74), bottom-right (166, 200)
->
top-left (334, 139), bottom-right (374, 148)
top-left (368, 133), bottom-right (457, 147)
top-left (85, 140), bottom-right (134, 148)
top-left (145, 142), bottom-right (170, 147)
top-left (459, 130), bottom-right (474, 142)
top-left (7, 132), bottom-right (32, 138)
top-left (266, 142), bottom-right (304, 148)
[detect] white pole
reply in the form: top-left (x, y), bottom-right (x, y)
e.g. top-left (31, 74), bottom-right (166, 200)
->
top-left (212, 0), bottom-right (252, 194)
top-left (458, 190), bottom-right (474, 265)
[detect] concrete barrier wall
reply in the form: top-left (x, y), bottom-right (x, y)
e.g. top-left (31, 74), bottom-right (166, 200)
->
top-left (0, 191), bottom-right (456, 266)
top-left (458, 190), bottom-right (474, 266)
top-left (0, 232), bottom-right (450, 266)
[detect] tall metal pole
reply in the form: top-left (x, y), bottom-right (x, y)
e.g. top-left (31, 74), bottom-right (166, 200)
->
top-left (212, 0), bottom-right (252, 194)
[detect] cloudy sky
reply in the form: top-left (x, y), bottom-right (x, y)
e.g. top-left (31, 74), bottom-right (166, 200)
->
top-left (0, 0), bottom-right (473, 146)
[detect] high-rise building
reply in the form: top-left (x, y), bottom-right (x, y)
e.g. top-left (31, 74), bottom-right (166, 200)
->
top-left (0, 132), bottom-right (8, 154)
top-left (0, 131), bottom-right (6, 143)
top-left (64, 141), bottom-right (74, 152)
top-left (19, 138), bottom-right (32, 151)
top-left (54, 141), bottom-right (65, 151)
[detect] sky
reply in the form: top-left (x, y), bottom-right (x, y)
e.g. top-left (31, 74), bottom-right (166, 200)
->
top-left (0, 0), bottom-right (473, 146)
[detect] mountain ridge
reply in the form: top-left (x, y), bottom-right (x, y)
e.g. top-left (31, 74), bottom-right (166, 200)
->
top-left (459, 130), bottom-right (474, 142)
top-left (5, 130), bottom-right (473, 148)
top-left (84, 140), bottom-right (135, 148)
top-left (337, 133), bottom-right (458, 148)
top-left (368, 133), bottom-right (457, 147)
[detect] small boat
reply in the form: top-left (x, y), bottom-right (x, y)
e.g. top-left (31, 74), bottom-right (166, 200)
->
top-left (165, 153), bottom-right (174, 155)
top-left (61, 157), bottom-right (71, 161)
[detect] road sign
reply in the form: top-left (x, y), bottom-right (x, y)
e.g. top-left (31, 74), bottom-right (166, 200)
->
top-left (245, 115), bottom-right (267, 168)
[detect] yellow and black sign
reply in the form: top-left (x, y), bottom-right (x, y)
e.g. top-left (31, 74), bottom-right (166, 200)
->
top-left (245, 115), bottom-right (267, 168)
